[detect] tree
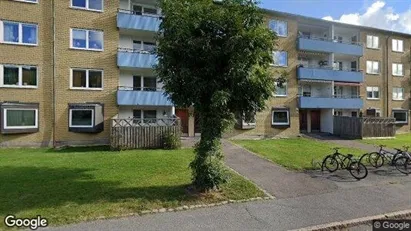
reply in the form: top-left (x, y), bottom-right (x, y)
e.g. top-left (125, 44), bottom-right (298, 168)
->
top-left (156, 0), bottom-right (277, 191)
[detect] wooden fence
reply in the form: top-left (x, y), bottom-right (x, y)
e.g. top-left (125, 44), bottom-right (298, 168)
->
top-left (333, 116), bottom-right (396, 139)
top-left (110, 117), bottom-right (181, 150)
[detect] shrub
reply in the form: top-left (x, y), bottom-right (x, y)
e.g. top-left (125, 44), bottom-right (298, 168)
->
top-left (163, 132), bottom-right (181, 149)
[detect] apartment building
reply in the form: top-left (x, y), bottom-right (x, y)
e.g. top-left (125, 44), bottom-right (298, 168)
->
top-left (0, 0), bottom-right (409, 147)
top-left (227, 9), bottom-right (411, 138)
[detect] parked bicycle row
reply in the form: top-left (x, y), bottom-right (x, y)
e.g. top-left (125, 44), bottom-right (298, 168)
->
top-left (319, 145), bottom-right (411, 180)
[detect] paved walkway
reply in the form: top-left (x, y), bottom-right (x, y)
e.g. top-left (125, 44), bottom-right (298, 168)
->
top-left (304, 133), bottom-right (396, 153)
top-left (223, 141), bottom-right (337, 198)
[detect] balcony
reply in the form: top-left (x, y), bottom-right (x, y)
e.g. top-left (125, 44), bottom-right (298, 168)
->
top-left (297, 66), bottom-right (364, 83)
top-left (117, 9), bottom-right (160, 32)
top-left (117, 87), bottom-right (173, 107)
top-left (297, 37), bottom-right (363, 56)
top-left (117, 48), bottom-right (158, 69)
top-left (298, 96), bottom-right (363, 109)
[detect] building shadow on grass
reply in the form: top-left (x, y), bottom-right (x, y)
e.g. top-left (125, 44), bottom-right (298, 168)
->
top-left (0, 166), bottom-right (193, 216)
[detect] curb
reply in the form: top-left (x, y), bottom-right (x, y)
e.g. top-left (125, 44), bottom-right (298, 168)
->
top-left (290, 209), bottom-right (411, 231)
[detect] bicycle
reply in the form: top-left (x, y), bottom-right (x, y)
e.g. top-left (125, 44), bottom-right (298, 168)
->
top-left (393, 149), bottom-right (411, 175)
top-left (322, 147), bottom-right (368, 180)
top-left (361, 145), bottom-right (408, 168)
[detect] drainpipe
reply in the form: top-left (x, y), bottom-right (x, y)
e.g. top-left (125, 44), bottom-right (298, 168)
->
top-left (386, 33), bottom-right (392, 117)
top-left (52, 0), bottom-right (57, 148)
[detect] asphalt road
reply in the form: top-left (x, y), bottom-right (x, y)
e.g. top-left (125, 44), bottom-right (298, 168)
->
top-left (47, 179), bottom-right (411, 231)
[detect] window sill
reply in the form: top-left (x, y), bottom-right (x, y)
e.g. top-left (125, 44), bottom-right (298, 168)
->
top-left (366, 73), bottom-right (380, 75)
top-left (392, 50), bottom-right (404, 54)
top-left (366, 47), bottom-right (380, 50)
top-left (70, 6), bottom-right (103, 13)
top-left (12, 0), bottom-right (39, 4)
top-left (0, 85), bottom-right (38, 89)
top-left (392, 99), bottom-right (405, 101)
top-left (270, 64), bottom-right (288, 68)
top-left (274, 95), bottom-right (288, 98)
top-left (271, 124), bottom-right (290, 129)
top-left (70, 87), bottom-right (103, 91)
top-left (1, 41), bottom-right (38, 47)
top-left (70, 47), bottom-right (104, 52)
top-left (393, 75), bottom-right (404, 77)
top-left (277, 35), bottom-right (288, 38)
top-left (367, 98), bottom-right (380, 101)
top-left (395, 122), bottom-right (408, 125)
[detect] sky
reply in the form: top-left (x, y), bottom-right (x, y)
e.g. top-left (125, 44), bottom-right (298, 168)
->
top-left (259, 0), bottom-right (411, 34)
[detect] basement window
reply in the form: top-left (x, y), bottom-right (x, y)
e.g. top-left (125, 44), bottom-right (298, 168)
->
top-left (392, 110), bottom-right (408, 125)
top-left (1, 102), bottom-right (39, 134)
top-left (272, 108), bottom-right (290, 128)
top-left (69, 103), bottom-right (104, 133)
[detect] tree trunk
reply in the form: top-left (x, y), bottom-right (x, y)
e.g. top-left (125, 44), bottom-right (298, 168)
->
top-left (190, 109), bottom-right (228, 192)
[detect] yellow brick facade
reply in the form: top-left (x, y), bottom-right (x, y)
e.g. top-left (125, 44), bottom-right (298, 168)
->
top-left (0, 2), bottom-right (410, 146)
top-left (0, 0), bottom-right (53, 146)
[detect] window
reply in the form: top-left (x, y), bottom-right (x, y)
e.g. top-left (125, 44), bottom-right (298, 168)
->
top-left (366, 35), bottom-right (379, 49)
top-left (351, 111), bottom-right (358, 117)
top-left (133, 76), bottom-right (141, 90)
top-left (133, 110), bottom-right (157, 123)
top-left (71, 69), bottom-right (103, 90)
top-left (334, 110), bottom-right (343, 116)
top-left (392, 110), bottom-right (408, 124)
top-left (366, 61), bottom-right (380, 74)
top-left (132, 5), bottom-right (158, 16)
top-left (71, 29), bottom-right (103, 51)
top-left (392, 39), bottom-right (403, 52)
top-left (144, 77), bottom-right (157, 91)
top-left (272, 51), bottom-right (287, 67)
top-left (1, 21), bottom-right (37, 45)
top-left (68, 103), bottom-right (104, 133)
top-left (272, 108), bottom-right (290, 126)
top-left (71, 0), bottom-right (103, 11)
top-left (366, 86), bottom-right (379, 99)
top-left (392, 63), bottom-right (403, 76)
top-left (132, 40), bottom-right (156, 53)
top-left (366, 108), bottom-right (381, 117)
top-left (70, 109), bottom-right (93, 128)
top-left (4, 109), bottom-right (38, 129)
top-left (274, 81), bottom-right (287, 96)
top-left (0, 65), bottom-right (37, 88)
top-left (269, 20), bottom-right (287, 37)
top-left (392, 87), bottom-right (404, 100)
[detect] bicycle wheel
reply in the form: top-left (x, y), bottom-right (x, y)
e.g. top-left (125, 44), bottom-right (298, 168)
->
top-left (368, 152), bottom-right (384, 168)
top-left (322, 155), bottom-right (338, 172)
top-left (348, 161), bottom-right (368, 180)
top-left (394, 156), bottom-right (411, 175)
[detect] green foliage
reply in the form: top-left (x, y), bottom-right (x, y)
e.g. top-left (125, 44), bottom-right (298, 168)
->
top-left (162, 132), bottom-right (182, 149)
top-left (157, 0), bottom-right (277, 191)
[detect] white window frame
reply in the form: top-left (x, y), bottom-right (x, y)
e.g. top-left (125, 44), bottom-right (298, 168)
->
top-left (70, 28), bottom-right (104, 51)
top-left (70, 0), bottom-right (103, 12)
top-left (392, 110), bottom-right (408, 124)
top-left (130, 3), bottom-right (160, 17)
top-left (0, 21), bottom-right (38, 46)
top-left (392, 87), bottom-right (404, 101)
top-left (269, 19), bottom-right (288, 37)
top-left (69, 109), bottom-right (94, 128)
top-left (392, 63), bottom-right (403, 76)
top-left (271, 109), bottom-right (290, 126)
top-left (70, 68), bottom-right (103, 90)
top-left (274, 81), bottom-right (287, 97)
top-left (3, 108), bottom-right (38, 129)
top-left (366, 86), bottom-right (380, 100)
top-left (272, 51), bottom-right (288, 67)
top-left (366, 35), bottom-right (379, 49)
top-left (392, 39), bottom-right (404, 52)
top-left (366, 61), bottom-right (380, 74)
top-left (13, 0), bottom-right (39, 3)
top-left (0, 64), bottom-right (38, 88)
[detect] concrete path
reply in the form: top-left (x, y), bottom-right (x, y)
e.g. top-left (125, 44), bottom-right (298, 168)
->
top-left (305, 133), bottom-right (396, 153)
top-left (223, 141), bottom-right (337, 198)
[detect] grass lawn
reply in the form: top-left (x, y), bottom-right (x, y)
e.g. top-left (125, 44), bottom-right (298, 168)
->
top-left (360, 133), bottom-right (411, 149)
top-left (233, 138), bottom-right (366, 170)
top-left (0, 146), bottom-right (264, 229)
